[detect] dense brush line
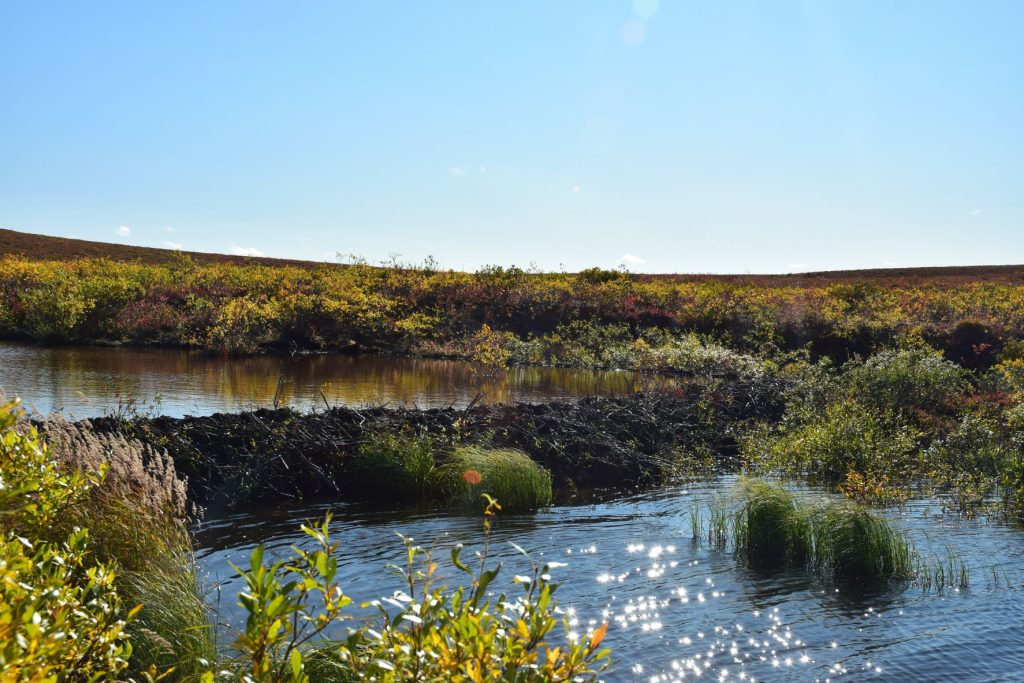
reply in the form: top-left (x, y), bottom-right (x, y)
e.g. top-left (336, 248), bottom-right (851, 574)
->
top-left (0, 255), bottom-right (1019, 368)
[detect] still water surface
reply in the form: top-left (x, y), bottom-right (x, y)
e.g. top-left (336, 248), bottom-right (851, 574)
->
top-left (196, 480), bottom-right (1024, 682)
top-left (0, 341), bottom-right (637, 418)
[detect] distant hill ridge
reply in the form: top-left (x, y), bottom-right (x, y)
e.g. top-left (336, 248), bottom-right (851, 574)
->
top-left (1, 227), bottom-right (1021, 284)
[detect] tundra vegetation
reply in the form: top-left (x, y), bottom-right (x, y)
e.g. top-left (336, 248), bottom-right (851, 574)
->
top-left (0, 256), bottom-right (1020, 370)
top-left (6, 254), bottom-right (1024, 679)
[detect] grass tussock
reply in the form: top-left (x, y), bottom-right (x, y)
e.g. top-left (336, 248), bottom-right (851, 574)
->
top-left (733, 481), bottom-right (811, 572)
top-left (811, 503), bottom-right (914, 587)
top-left (437, 446), bottom-right (553, 512)
top-left (694, 480), bottom-right (953, 591)
top-left (350, 430), bottom-right (436, 503)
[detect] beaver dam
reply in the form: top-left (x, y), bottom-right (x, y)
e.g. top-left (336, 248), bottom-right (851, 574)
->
top-left (39, 378), bottom-right (784, 511)
top-left (9, 344), bottom-right (1024, 681)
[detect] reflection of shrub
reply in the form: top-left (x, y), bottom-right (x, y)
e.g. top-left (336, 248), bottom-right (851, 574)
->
top-left (437, 446), bottom-right (553, 512)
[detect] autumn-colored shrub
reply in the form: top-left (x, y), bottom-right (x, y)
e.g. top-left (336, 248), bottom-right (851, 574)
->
top-left (1, 255), bottom-right (1022, 366)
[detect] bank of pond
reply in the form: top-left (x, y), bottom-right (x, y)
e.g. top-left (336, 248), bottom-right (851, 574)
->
top-left (5, 343), bottom-right (1024, 681)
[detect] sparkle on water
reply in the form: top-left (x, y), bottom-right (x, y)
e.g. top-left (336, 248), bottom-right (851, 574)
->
top-left (195, 478), bottom-right (1024, 682)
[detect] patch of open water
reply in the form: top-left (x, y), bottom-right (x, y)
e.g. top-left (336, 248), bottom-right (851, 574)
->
top-left (0, 341), bottom-right (638, 418)
top-left (195, 478), bottom-right (1024, 682)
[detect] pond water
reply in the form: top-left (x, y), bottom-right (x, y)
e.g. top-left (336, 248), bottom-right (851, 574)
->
top-left (195, 479), bottom-right (1024, 682)
top-left (0, 341), bottom-right (638, 418)
top-left (5, 341), bottom-right (1024, 680)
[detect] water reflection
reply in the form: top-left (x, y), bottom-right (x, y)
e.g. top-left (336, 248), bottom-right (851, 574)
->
top-left (195, 480), bottom-right (1024, 681)
top-left (0, 341), bottom-right (639, 418)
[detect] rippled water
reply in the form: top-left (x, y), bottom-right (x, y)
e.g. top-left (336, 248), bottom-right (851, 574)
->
top-left (195, 479), bottom-right (1024, 682)
top-left (0, 341), bottom-right (638, 418)
top-left (6, 342), bottom-right (1023, 679)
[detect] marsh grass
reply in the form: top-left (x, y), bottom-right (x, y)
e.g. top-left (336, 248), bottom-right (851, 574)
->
top-left (733, 481), bottom-right (812, 572)
top-left (436, 446), bottom-right (553, 512)
top-left (913, 547), bottom-right (970, 592)
top-left (696, 480), bottom-right (965, 591)
top-left (350, 430), bottom-right (436, 503)
top-left (79, 498), bottom-right (216, 680)
top-left (120, 552), bottom-right (216, 680)
top-left (811, 503), bottom-right (914, 588)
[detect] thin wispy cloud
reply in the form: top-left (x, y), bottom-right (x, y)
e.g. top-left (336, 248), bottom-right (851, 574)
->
top-left (620, 253), bottom-right (646, 265)
top-left (449, 166), bottom-right (466, 178)
top-left (788, 263), bottom-right (809, 271)
top-left (164, 226), bottom-right (176, 233)
top-left (229, 244), bottom-right (264, 257)
top-left (572, 184), bottom-right (581, 193)
top-left (970, 208), bottom-right (982, 217)
top-left (162, 241), bottom-right (183, 250)
top-left (114, 225), bottom-right (130, 237)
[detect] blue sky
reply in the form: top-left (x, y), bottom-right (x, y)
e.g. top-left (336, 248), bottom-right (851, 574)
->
top-left (1, 1), bottom-right (1022, 273)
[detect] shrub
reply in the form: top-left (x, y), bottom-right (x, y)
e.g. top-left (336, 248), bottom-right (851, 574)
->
top-left (846, 347), bottom-right (969, 415)
top-left (222, 503), bottom-right (610, 682)
top-left (17, 276), bottom-right (95, 342)
top-left (0, 530), bottom-right (136, 681)
top-left (436, 446), bottom-right (553, 512)
top-left (922, 404), bottom-right (1024, 520)
top-left (0, 401), bottom-right (136, 680)
top-left (943, 320), bottom-right (1002, 369)
top-left (743, 399), bottom-right (920, 486)
top-left (206, 296), bottom-right (278, 354)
